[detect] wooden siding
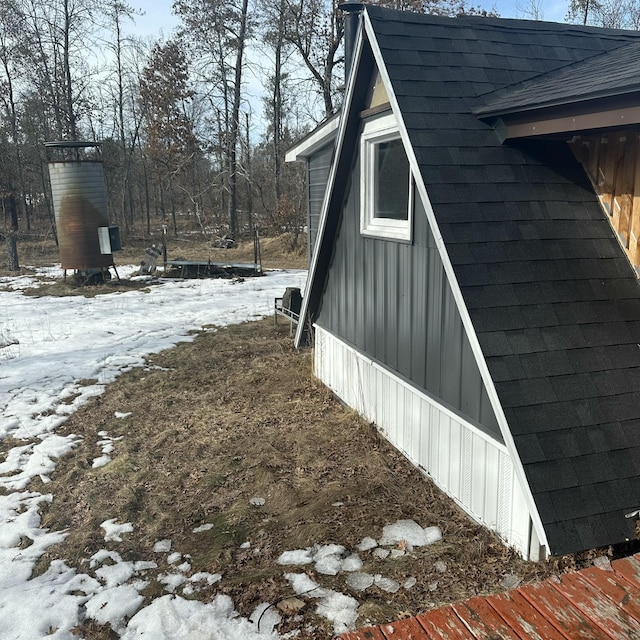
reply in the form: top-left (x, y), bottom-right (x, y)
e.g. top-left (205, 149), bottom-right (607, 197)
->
top-left (315, 327), bottom-right (534, 557)
top-left (570, 132), bottom-right (640, 271)
top-left (307, 144), bottom-right (334, 262)
top-left (315, 154), bottom-right (501, 440)
top-left (340, 553), bottom-right (640, 640)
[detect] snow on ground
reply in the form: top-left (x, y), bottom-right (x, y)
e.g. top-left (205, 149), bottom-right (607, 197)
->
top-left (0, 264), bottom-right (443, 638)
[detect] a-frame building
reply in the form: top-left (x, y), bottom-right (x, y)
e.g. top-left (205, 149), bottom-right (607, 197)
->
top-left (289, 6), bottom-right (640, 560)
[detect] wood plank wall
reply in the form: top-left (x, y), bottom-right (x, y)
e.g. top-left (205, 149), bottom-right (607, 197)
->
top-left (570, 131), bottom-right (640, 272)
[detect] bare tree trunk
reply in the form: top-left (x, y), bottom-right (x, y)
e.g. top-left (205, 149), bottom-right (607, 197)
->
top-left (227, 0), bottom-right (249, 241)
top-left (273, 1), bottom-right (284, 204)
top-left (63, 0), bottom-right (78, 139)
top-left (144, 163), bottom-right (151, 235)
top-left (244, 112), bottom-right (253, 230)
top-left (3, 196), bottom-right (20, 271)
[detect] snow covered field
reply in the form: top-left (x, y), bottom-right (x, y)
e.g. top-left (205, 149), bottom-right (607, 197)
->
top-left (0, 265), bottom-right (442, 639)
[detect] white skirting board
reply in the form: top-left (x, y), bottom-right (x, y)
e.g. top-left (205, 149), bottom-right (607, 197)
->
top-left (314, 325), bottom-right (539, 559)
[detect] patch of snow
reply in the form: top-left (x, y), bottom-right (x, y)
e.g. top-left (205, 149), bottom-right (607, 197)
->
top-left (315, 591), bottom-right (359, 635)
top-left (85, 584), bottom-right (145, 631)
top-left (154, 539), bottom-right (172, 553)
top-left (341, 553), bottom-right (363, 572)
top-left (115, 411), bottom-right (132, 418)
top-left (356, 536), bottom-right (377, 551)
top-left (372, 548), bottom-right (390, 560)
top-left (345, 572), bottom-right (374, 592)
top-left (188, 571), bottom-right (222, 585)
top-left (96, 561), bottom-right (136, 587)
top-left (158, 572), bottom-right (187, 593)
top-left (250, 497), bottom-right (266, 506)
top-left (0, 434), bottom-right (81, 490)
top-left (0, 559), bottom-right (100, 638)
top-left (500, 573), bottom-right (521, 590)
top-left (167, 551), bottom-right (182, 564)
top-left (285, 573), bottom-right (358, 635)
top-left (374, 575), bottom-right (400, 593)
top-left (250, 602), bottom-right (282, 634)
top-left (92, 454), bottom-right (112, 468)
top-left (313, 544), bottom-right (345, 560)
top-left (121, 594), bottom-right (281, 639)
top-left (101, 518), bottom-right (134, 542)
top-left (314, 554), bottom-right (343, 575)
top-left (278, 549), bottom-right (315, 565)
top-left (404, 577), bottom-right (417, 590)
top-left (192, 523), bottom-right (214, 533)
top-left (593, 556), bottom-right (612, 571)
top-left (284, 573), bottom-right (328, 598)
top-left (379, 519), bottom-right (442, 547)
top-left (89, 549), bottom-right (121, 568)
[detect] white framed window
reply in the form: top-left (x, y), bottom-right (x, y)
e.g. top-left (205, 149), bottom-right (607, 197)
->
top-left (360, 113), bottom-right (413, 242)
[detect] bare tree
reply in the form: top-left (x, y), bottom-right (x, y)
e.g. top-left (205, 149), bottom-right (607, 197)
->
top-left (174, 0), bottom-right (251, 242)
top-left (567, 0), bottom-right (640, 27)
top-left (0, 0), bottom-right (29, 247)
top-left (285, 0), bottom-right (344, 117)
top-left (140, 39), bottom-right (199, 236)
top-left (517, 0), bottom-right (545, 20)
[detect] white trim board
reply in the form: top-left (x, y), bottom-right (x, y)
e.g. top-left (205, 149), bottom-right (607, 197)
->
top-left (315, 325), bottom-right (543, 560)
top-left (285, 114), bottom-right (340, 162)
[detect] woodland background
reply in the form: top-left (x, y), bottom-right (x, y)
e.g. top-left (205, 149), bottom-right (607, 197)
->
top-left (1, 0), bottom-right (638, 270)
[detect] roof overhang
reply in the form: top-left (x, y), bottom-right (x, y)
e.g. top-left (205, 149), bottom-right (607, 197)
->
top-left (285, 114), bottom-right (340, 162)
top-left (481, 95), bottom-right (640, 140)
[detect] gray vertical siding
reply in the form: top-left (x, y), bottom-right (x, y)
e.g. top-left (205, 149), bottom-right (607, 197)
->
top-left (307, 144), bottom-right (334, 261)
top-left (316, 154), bottom-right (502, 441)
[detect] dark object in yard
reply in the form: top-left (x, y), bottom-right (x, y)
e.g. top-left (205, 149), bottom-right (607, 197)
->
top-left (214, 234), bottom-right (236, 249)
top-left (274, 287), bottom-right (302, 334)
top-left (162, 229), bottom-right (262, 279)
top-left (75, 268), bottom-right (112, 286)
top-left (282, 287), bottom-right (302, 315)
top-left (139, 245), bottom-right (162, 275)
top-left (164, 259), bottom-right (262, 279)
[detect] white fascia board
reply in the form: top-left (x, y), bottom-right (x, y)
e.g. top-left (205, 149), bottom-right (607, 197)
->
top-left (294, 13), bottom-right (365, 348)
top-left (285, 114), bottom-right (340, 162)
top-left (361, 9), bottom-right (549, 552)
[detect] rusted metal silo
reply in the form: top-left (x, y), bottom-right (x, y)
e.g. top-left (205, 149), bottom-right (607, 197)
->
top-left (46, 141), bottom-right (118, 273)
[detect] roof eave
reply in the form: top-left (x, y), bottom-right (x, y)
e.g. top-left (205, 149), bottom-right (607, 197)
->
top-left (481, 94), bottom-right (640, 139)
top-left (285, 113), bottom-right (341, 162)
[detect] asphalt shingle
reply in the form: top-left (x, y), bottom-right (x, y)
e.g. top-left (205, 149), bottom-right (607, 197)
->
top-left (367, 7), bottom-right (640, 554)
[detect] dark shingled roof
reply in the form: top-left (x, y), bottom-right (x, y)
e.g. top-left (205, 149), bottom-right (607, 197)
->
top-left (474, 39), bottom-right (640, 116)
top-left (364, 7), bottom-right (640, 555)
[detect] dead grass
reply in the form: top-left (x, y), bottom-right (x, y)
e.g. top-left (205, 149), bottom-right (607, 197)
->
top-left (35, 318), bottom-right (556, 639)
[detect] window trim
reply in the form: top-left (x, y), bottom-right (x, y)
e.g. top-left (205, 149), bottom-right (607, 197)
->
top-left (360, 113), bottom-right (413, 242)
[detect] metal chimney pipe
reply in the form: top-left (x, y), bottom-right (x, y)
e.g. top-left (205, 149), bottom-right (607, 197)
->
top-left (339, 1), bottom-right (363, 82)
